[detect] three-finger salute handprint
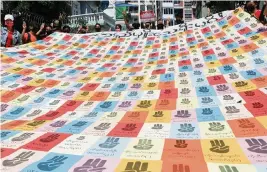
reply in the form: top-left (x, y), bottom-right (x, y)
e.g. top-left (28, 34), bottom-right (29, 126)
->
top-left (3, 151), bottom-right (35, 166)
top-left (37, 155), bottom-right (68, 171)
top-left (122, 161), bottom-right (150, 172)
top-left (133, 139), bottom-right (154, 150)
top-left (210, 140), bottom-right (229, 153)
top-left (73, 158), bottom-right (107, 172)
top-left (245, 138), bottom-right (267, 154)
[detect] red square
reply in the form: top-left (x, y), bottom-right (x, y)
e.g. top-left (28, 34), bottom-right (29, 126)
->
top-left (207, 75), bottom-right (227, 85)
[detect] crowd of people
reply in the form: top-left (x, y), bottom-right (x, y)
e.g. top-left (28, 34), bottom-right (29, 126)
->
top-left (1, 1), bottom-right (266, 48)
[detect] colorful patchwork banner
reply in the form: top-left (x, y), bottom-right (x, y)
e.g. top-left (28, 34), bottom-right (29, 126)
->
top-left (1, 8), bottom-right (267, 172)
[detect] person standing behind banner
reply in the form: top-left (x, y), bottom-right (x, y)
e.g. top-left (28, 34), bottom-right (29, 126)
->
top-left (259, 4), bottom-right (267, 25)
top-left (1, 14), bottom-right (21, 47)
top-left (21, 21), bottom-right (37, 44)
top-left (95, 23), bottom-right (101, 32)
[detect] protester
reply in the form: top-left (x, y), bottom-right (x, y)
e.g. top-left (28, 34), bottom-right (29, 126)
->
top-left (144, 22), bottom-right (151, 29)
top-left (115, 24), bottom-right (122, 32)
top-left (157, 19), bottom-right (164, 30)
top-left (95, 23), bottom-right (101, 32)
top-left (77, 25), bottom-right (87, 34)
top-left (1, 14), bottom-right (21, 47)
top-left (21, 21), bottom-right (37, 44)
top-left (259, 4), bottom-right (267, 25)
top-left (53, 19), bottom-right (62, 32)
top-left (36, 23), bottom-right (52, 40)
top-left (62, 25), bottom-right (71, 33)
top-left (246, 2), bottom-right (257, 18)
top-left (132, 18), bottom-right (140, 30)
top-left (175, 15), bottom-right (184, 25)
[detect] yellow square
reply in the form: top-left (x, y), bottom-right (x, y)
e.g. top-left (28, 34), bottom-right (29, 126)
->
top-left (201, 138), bottom-right (250, 164)
top-left (256, 116), bottom-right (267, 129)
top-left (232, 80), bottom-right (257, 92)
top-left (115, 159), bottom-right (162, 172)
top-left (145, 110), bottom-right (171, 123)
top-left (229, 48), bottom-right (245, 57)
top-left (73, 91), bottom-right (93, 101)
top-left (134, 100), bottom-right (156, 111)
top-left (14, 120), bottom-right (49, 131)
top-left (205, 60), bottom-right (222, 68)
top-left (142, 82), bottom-right (159, 90)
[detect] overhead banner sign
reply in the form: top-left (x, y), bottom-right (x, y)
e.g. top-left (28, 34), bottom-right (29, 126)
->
top-left (140, 10), bottom-right (155, 22)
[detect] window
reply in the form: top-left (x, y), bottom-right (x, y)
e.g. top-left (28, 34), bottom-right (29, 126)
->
top-left (164, 8), bottom-right (173, 14)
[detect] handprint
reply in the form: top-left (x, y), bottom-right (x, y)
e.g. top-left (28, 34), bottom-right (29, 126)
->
top-left (175, 110), bottom-right (191, 118)
top-left (50, 121), bottom-right (67, 128)
top-left (173, 164), bottom-right (190, 172)
top-left (209, 140), bottom-right (229, 153)
top-left (37, 155), bottom-right (68, 171)
top-left (151, 124), bottom-right (163, 130)
top-left (73, 158), bottom-right (107, 172)
top-left (3, 151), bottom-right (35, 166)
top-left (27, 120), bottom-right (46, 127)
top-left (245, 138), bottom-right (267, 154)
top-left (133, 139), bottom-right (154, 150)
top-left (223, 95), bottom-right (234, 100)
top-left (229, 73), bottom-right (239, 79)
top-left (153, 111), bottom-right (164, 117)
top-left (10, 107), bottom-right (24, 115)
top-left (174, 140), bottom-right (188, 148)
top-left (11, 133), bottom-right (34, 141)
top-left (199, 87), bottom-right (209, 93)
top-left (122, 124), bottom-right (137, 131)
top-left (238, 119), bottom-right (255, 128)
top-left (40, 134), bottom-right (60, 143)
top-left (26, 110), bottom-right (42, 117)
top-left (208, 122), bottom-right (225, 132)
top-left (100, 102), bottom-right (112, 109)
top-left (225, 106), bottom-right (240, 113)
top-left (122, 161), bottom-right (149, 172)
top-left (119, 101), bottom-right (132, 108)
top-left (219, 165), bottom-right (238, 172)
top-left (94, 123), bottom-right (111, 130)
top-left (252, 102), bottom-right (264, 108)
top-left (180, 88), bottom-right (191, 94)
top-left (107, 112), bottom-right (117, 117)
top-left (181, 98), bottom-right (190, 104)
top-left (178, 123), bottom-right (195, 132)
top-left (216, 85), bottom-right (229, 91)
top-left (137, 100), bottom-right (152, 108)
top-left (235, 81), bottom-right (248, 87)
top-left (201, 97), bottom-right (213, 104)
top-left (99, 137), bottom-right (120, 149)
top-left (72, 121), bottom-right (88, 127)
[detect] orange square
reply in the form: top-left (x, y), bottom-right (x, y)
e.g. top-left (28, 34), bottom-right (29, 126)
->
top-left (1, 91), bottom-right (22, 103)
top-left (241, 43), bottom-right (259, 52)
top-left (155, 99), bottom-right (176, 110)
top-left (219, 57), bottom-right (237, 65)
top-left (228, 16), bottom-right (240, 26)
top-left (120, 111), bottom-right (148, 123)
top-left (158, 81), bottom-right (175, 89)
top-left (100, 72), bottom-right (115, 77)
top-left (90, 91), bottom-right (111, 101)
top-left (1, 120), bottom-right (28, 130)
top-left (251, 76), bottom-right (267, 88)
top-left (227, 118), bottom-right (267, 137)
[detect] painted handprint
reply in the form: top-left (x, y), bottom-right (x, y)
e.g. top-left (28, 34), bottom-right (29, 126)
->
top-left (178, 123), bottom-right (195, 132)
top-left (122, 161), bottom-right (150, 172)
top-left (208, 122), bottom-right (225, 132)
top-left (175, 110), bottom-right (191, 118)
top-left (245, 138), bottom-right (267, 154)
top-left (50, 121), bottom-right (67, 128)
top-left (223, 95), bottom-right (234, 100)
top-left (216, 85), bottom-right (229, 91)
top-left (173, 164), bottom-right (190, 172)
top-left (209, 140), bottom-right (229, 153)
top-left (137, 100), bottom-right (152, 108)
top-left (151, 124), bottom-right (163, 130)
top-left (27, 120), bottom-right (46, 127)
top-left (238, 119), bottom-right (255, 128)
top-left (100, 102), bottom-right (112, 109)
top-left (122, 124), bottom-right (137, 131)
top-left (153, 111), bottom-right (164, 117)
top-left (40, 134), bottom-right (60, 143)
top-left (3, 151), bottom-right (35, 166)
top-left (94, 123), bottom-right (111, 130)
top-left (219, 165), bottom-right (238, 172)
top-left (37, 155), bottom-right (68, 171)
top-left (26, 110), bottom-right (42, 117)
top-left (99, 137), bottom-right (120, 149)
top-left (180, 88), bottom-right (190, 94)
top-left (73, 158), bottom-right (107, 172)
top-left (225, 106), bottom-right (240, 113)
top-left (11, 133), bottom-right (34, 141)
top-left (174, 140), bottom-right (188, 148)
top-left (72, 121), bottom-right (88, 127)
top-left (119, 101), bottom-right (132, 108)
top-left (201, 97), bottom-right (213, 104)
top-left (133, 139), bottom-right (154, 150)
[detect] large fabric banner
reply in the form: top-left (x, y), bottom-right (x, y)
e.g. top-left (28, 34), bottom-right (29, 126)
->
top-left (1, 8), bottom-right (267, 172)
